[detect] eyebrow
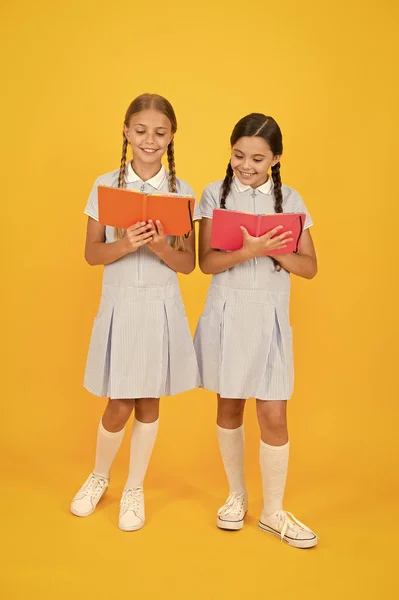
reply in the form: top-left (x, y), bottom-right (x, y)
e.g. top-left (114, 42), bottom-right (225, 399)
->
top-left (135, 123), bottom-right (168, 130)
top-left (234, 149), bottom-right (266, 158)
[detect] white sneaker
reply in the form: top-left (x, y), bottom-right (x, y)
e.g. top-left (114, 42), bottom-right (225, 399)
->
top-left (70, 473), bottom-right (108, 517)
top-left (119, 487), bottom-right (145, 532)
top-left (217, 493), bottom-right (248, 530)
top-left (259, 510), bottom-right (318, 548)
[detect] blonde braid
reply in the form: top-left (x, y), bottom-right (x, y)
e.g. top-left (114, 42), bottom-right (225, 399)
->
top-left (115, 136), bottom-right (128, 240)
top-left (167, 139), bottom-right (177, 193)
top-left (168, 139), bottom-right (185, 251)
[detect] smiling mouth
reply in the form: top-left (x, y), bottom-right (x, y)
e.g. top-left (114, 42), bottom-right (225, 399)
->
top-left (239, 171), bottom-right (256, 178)
top-left (141, 148), bottom-right (158, 154)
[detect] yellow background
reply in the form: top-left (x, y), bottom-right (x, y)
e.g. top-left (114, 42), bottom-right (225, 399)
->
top-left (1, 0), bottom-right (398, 598)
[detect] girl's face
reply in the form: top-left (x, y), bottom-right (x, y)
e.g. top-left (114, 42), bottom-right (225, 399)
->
top-left (124, 109), bottom-right (173, 164)
top-left (230, 136), bottom-right (281, 189)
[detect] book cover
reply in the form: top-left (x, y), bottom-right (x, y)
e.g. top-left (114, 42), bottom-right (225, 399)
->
top-left (211, 209), bottom-right (305, 255)
top-left (97, 186), bottom-right (195, 237)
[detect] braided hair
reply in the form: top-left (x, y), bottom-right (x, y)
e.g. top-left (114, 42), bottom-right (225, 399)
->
top-left (220, 162), bottom-right (234, 209)
top-left (222, 113), bottom-right (284, 269)
top-left (166, 138), bottom-right (185, 250)
top-left (115, 137), bottom-right (128, 240)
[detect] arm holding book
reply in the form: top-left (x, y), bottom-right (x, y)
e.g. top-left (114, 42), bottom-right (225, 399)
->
top-left (147, 219), bottom-right (196, 275)
top-left (199, 219), bottom-right (291, 275)
top-left (85, 218), bottom-right (154, 266)
top-left (273, 229), bottom-right (318, 279)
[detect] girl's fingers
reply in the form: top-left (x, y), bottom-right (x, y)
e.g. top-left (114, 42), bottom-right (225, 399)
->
top-left (156, 220), bottom-right (164, 236)
top-left (278, 238), bottom-right (293, 245)
top-left (129, 225), bottom-right (152, 236)
top-left (128, 230), bottom-right (154, 242)
top-left (268, 232), bottom-right (294, 250)
top-left (263, 226), bottom-right (283, 240)
top-left (276, 231), bottom-right (292, 241)
top-left (127, 221), bottom-right (147, 231)
top-left (240, 226), bottom-right (251, 240)
top-left (139, 232), bottom-right (154, 241)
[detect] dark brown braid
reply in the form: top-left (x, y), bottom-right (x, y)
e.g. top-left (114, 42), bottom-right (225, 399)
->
top-left (115, 137), bottom-right (128, 240)
top-left (220, 162), bottom-right (234, 209)
top-left (271, 161), bottom-right (283, 270)
top-left (271, 162), bottom-right (283, 214)
top-left (228, 113), bottom-right (284, 270)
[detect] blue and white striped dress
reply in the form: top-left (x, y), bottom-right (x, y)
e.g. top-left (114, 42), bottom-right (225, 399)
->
top-left (193, 176), bottom-right (313, 401)
top-left (83, 163), bottom-right (201, 400)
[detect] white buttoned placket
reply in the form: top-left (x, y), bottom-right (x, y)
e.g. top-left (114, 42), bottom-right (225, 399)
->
top-left (138, 182), bottom-right (146, 285)
top-left (251, 189), bottom-right (258, 289)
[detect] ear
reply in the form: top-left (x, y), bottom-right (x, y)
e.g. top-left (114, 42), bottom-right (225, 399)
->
top-left (271, 155), bottom-right (281, 167)
top-left (123, 124), bottom-right (130, 143)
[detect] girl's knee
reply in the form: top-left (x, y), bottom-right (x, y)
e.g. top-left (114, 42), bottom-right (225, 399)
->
top-left (135, 398), bottom-right (160, 423)
top-left (257, 401), bottom-right (287, 432)
top-left (217, 397), bottom-right (246, 423)
top-left (104, 399), bottom-right (134, 429)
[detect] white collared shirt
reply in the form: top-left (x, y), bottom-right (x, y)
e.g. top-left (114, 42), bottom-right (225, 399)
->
top-left (125, 162), bottom-right (167, 189)
top-left (233, 175), bottom-right (273, 195)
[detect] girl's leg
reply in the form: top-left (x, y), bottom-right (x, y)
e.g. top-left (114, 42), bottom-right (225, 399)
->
top-left (119, 398), bottom-right (160, 532)
top-left (94, 399), bottom-right (135, 477)
top-left (256, 400), bottom-right (289, 516)
top-left (256, 399), bottom-right (317, 548)
top-left (216, 395), bottom-right (248, 531)
top-left (71, 399), bottom-right (135, 518)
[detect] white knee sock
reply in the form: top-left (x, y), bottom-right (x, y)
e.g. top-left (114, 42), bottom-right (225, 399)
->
top-left (260, 439), bottom-right (290, 516)
top-left (93, 420), bottom-right (125, 479)
top-left (217, 424), bottom-right (247, 496)
top-left (124, 418), bottom-right (159, 490)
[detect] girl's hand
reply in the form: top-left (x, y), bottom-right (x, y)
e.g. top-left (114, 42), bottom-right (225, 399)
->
top-left (147, 220), bottom-right (169, 255)
top-left (123, 222), bottom-right (154, 253)
top-left (241, 226), bottom-right (294, 258)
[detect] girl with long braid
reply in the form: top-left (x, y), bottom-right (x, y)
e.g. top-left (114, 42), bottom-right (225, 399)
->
top-left (71, 94), bottom-right (201, 531)
top-left (194, 113), bottom-right (318, 548)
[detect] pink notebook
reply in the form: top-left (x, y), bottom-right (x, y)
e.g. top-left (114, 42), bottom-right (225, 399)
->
top-left (211, 209), bottom-right (306, 255)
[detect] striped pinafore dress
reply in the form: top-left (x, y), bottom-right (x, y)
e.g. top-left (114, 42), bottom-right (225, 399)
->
top-left (83, 163), bottom-right (201, 400)
top-left (194, 176), bottom-right (313, 401)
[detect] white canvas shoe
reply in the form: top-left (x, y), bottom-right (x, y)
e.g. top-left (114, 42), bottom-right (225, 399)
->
top-left (217, 493), bottom-right (248, 531)
top-left (70, 473), bottom-right (108, 517)
top-left (259, 510), bottom-right (318, 548)
top-left (119, 487), bottom-right (145, 532)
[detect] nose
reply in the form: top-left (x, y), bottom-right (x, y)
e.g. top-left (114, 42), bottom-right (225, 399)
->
top-left (241, 156), bottom-right (251, 171)
top-left (144, 132), bottom-right (156, 145)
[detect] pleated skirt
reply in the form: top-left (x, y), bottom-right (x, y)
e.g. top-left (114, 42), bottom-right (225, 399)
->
top-left (194, 284), bottom-right (294, 401)
top-left (84, 284), bottom-right (200, 399)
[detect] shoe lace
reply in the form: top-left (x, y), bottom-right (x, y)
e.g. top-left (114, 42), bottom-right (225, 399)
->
top-left (83, 475), bottom-right (107, 500)
top-left (122, 487), bottom-right (143, 515)
top-left (218, 493), bottom-right (246, 517)
top-left (276, 510), bottom-right (316, 542)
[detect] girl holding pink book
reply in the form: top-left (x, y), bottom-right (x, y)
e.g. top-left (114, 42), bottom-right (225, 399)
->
top-left (194, 113), bottom-right (318, 548)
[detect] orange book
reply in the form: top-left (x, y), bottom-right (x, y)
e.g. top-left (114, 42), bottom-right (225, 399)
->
top-left (97, 186), bottom-right (195, 237)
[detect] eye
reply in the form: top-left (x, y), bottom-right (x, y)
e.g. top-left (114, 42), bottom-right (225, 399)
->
top-left (156, 133), bottom-right (166, 137)
top-left (234, 154), bottom-right (243, 159)
top-left (253, 159), bottom-right (263, 163)
top-left (135, 130), bottom-right (145, 134)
